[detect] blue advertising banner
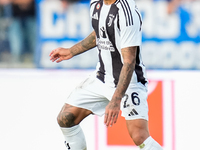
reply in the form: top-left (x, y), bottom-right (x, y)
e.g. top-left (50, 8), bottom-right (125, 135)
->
top-left (35, 0), bottom-right (97, 69)
top-left (138, 1), bottom-right (200, 69)
top-left (35, 0), bottom-right (200, 69)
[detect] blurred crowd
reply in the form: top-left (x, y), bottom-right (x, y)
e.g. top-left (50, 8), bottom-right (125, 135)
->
top-left (0, 0), bottom-right (36, 67)
top-left (0, 0), bottom-right (88, 67)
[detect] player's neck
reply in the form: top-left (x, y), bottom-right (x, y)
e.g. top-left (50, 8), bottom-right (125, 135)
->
top-left (103, 0), bottom-right (116, 5)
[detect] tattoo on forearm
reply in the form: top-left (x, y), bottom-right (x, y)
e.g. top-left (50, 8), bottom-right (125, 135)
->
top-left (118, 63), bottom-right (134, 94)
top-left (70, 31), bottom-right (96, 56)
top-left (81, 31), bottom-right (96, 50)
top-left (115, 47), bottom-right (137, 97)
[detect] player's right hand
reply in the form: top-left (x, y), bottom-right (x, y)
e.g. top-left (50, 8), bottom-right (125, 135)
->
top-left (49, 47), bottom-right (73, 63)
top-left (104, 99), bottom-right (120, 127)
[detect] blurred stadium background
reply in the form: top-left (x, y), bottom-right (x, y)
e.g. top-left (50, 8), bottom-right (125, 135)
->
top-left (0, 0), bottom-right (200, 150)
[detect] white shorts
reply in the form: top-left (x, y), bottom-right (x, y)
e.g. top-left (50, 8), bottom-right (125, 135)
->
top-left (66, 72), bottom-right (149, 121)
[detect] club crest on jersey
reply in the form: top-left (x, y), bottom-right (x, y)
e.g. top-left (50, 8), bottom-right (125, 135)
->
top-left (96, 3), bottom-right (100, 9)
top-left (108, 14), bottom-right (115, 27)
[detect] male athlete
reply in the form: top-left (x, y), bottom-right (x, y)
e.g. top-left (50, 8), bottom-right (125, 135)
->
top-left (49, 0), bottom-right (163, 149)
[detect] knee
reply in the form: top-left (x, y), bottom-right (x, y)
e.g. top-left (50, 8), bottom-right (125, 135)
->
top-left (130, 131), bottom-right (149, 146)
top-left (57, 111), bottom-right (76, 128)
top-left (57, 104), bottom-right (92, 128)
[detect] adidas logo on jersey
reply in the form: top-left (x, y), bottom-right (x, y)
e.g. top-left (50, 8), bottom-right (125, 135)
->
top-left (92, 12), bottom-right (98, 20)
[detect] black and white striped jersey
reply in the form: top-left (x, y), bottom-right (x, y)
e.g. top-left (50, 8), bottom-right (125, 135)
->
top-left (90, 0), bottom-right (148, 87)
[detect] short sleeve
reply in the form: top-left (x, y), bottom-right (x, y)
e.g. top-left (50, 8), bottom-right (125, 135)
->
top-left (119, 3), bottom-right (142, 49)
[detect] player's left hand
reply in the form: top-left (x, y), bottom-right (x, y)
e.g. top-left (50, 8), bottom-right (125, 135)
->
top-left (104, 99), bottom-right (121, 127)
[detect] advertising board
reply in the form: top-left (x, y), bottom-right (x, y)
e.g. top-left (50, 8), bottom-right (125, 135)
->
top-left (35, 0), bottom-right (200, 69)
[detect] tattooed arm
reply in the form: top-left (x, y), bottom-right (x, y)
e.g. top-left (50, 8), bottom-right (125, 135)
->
top-left (104, 46), bottom-right (137, 127)
top-left (50, 31), bottom-right (96, 63)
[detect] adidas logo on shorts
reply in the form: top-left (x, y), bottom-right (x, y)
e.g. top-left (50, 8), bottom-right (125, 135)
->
top-left (128, 108), bottom-right (138, 116)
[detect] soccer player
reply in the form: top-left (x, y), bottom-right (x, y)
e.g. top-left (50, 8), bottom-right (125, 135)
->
top-left (49, 0), bottom-right (163, 149)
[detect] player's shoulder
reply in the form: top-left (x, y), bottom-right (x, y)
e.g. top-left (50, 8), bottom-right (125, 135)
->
top-left (115, 0), bottom-right (136, 10)
top-left (90, 0), bottom-right (100, 7)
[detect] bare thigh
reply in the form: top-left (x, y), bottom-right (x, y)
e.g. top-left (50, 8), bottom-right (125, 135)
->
top-left (57, 103), bottom-right (93, 127)
top-left (126, 119), bottom-right (150, 146)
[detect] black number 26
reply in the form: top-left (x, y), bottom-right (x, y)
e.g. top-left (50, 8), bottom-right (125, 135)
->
top-left (131, 92), bottom-right (140, 105)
